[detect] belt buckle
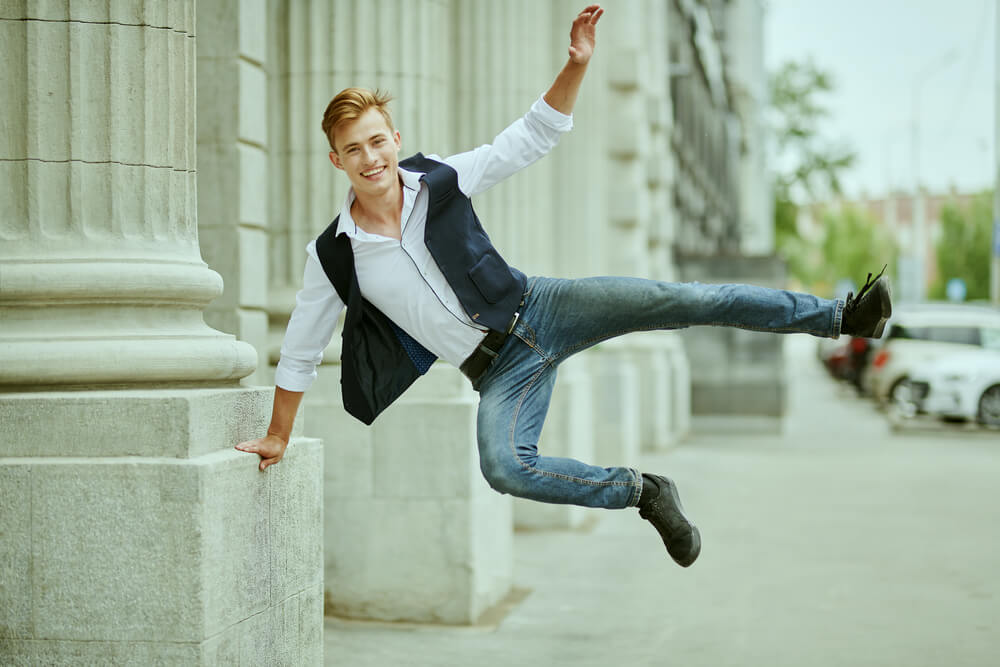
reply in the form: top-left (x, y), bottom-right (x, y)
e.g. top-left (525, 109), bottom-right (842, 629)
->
top-left (506, 311), bottom-right (520, 334)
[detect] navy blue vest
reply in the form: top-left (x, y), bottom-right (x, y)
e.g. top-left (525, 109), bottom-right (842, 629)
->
top-left (314, 153), bottom-right (527, 425)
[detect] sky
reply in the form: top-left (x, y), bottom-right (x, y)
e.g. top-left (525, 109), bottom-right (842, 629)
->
top-left (764, 0), bottom-right (995, 199)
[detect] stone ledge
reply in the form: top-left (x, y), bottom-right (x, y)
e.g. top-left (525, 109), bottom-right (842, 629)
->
top-left (0, 387), bottom-right (281, 458)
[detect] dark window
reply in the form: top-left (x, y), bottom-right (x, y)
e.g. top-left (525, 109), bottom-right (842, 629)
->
top-left (887, 325), bottom-right (980, 345)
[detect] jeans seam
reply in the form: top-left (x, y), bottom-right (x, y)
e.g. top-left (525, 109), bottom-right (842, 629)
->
top-left (627, 467), bottom-right (643, 507)
top-left (833, 299), bottom-right (845, 338)
top-left (507, 363), bottom-right (635, 489)
top-left (514, 325), bottom-right (553, 362)
top-left (552, 320), bottom-right (830, 364)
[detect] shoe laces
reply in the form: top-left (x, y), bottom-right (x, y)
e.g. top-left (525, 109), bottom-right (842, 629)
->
top-left (845, 265), bottom-right (886, 312)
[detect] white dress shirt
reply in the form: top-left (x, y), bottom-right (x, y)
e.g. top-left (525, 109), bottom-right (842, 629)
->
top-left (275, 96), bottom-right (573, 392)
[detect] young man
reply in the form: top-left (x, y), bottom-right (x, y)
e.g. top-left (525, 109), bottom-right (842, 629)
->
top-left (236, 4), bottom-right (891, 568)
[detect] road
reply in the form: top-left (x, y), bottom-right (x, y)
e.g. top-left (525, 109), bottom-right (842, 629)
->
top-left (324, 335), bottom-right (1000, 666)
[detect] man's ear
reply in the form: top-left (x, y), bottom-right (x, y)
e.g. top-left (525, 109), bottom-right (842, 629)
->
top-left (329, 150), bottom-right (343, 170)
top-left (394, 130), bottom-right (401, 150)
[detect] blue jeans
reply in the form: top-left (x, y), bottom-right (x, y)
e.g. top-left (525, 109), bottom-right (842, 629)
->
top-left (473, 276), bottom-right (843, 509)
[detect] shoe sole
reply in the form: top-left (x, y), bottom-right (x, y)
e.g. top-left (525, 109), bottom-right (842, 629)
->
top-left (870, 280), bottom-right (892, 339)
top-left (664, 479), bottom-right (701, 568)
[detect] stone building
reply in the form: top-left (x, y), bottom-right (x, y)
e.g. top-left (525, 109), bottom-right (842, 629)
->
top-left (1, 0), bottom-right (768, 662)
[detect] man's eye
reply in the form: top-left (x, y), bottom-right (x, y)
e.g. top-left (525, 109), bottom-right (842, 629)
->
top-left (347, 148), bottom-right (359, 154)
top-left (374, 138), bottom-right (385, 145)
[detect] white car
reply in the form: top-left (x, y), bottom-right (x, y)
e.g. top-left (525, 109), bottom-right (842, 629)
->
top-left (862, 304), bottom-right (1000, 404)
top-left (907, 349), bottom-right (1000, 427)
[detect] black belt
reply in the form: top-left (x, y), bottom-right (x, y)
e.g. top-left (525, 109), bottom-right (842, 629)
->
top-left (460, 311), bottom-right (520, 381)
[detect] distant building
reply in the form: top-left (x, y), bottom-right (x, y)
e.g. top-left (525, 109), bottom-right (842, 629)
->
top-left (798, 188), bottom-right (979, 301)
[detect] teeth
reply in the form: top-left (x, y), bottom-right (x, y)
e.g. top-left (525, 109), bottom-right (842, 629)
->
top-left (362, 167), bottom-right (384, 177)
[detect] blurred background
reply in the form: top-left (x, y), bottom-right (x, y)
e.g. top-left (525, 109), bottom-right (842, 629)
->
top-left (767, 0), bottom-right (998, 306)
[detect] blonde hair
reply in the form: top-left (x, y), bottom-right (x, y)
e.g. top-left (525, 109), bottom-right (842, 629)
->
top-left (321, 87), bottom-right (394, 152)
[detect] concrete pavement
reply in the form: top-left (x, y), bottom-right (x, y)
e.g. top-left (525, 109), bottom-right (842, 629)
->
top-left (324, 336), bottom-right (1000, 666)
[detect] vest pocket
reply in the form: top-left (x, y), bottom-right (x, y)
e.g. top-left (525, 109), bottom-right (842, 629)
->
top-left (468, 251), bottom-right (511, 304)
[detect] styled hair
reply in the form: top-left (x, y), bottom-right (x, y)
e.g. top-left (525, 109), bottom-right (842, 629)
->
top-left (321, 87), bottom-right (394, 152)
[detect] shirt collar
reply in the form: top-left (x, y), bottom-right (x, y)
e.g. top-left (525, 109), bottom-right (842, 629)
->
top-left (335, 166), bottom-right (423, 237)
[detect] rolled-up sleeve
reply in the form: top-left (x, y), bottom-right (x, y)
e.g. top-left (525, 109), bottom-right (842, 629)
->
top-left (443, 95), bottom-right (573, 197)
top-left (274, 241), bottom-right (345, 392)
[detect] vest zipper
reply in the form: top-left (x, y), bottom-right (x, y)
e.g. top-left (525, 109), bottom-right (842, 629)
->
top-left (398, 240), bottom-right (486, 333)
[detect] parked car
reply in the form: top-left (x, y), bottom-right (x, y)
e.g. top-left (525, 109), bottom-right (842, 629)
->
top-left (905, 348), bottom-right (1000, 426)
top-left (862, 304), bottom-right (1000, 405)
top-left (819, 336), bottom-right (873, 389)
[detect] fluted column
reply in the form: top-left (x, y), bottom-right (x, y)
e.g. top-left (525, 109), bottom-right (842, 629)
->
top-left (455, 1), bottom-right (556, 269)
top-left (551, 0), bottom-right (606, 278)
top-left (197, 0), bottom-right (272, 385)
top-left (0, 1), bottom-right (255, 386)
top-left (511, 0), bottom-right (606, 530)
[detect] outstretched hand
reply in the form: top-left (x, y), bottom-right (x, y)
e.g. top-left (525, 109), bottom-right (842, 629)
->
top-left (235, 433), bottom-right (288, 472)
top-left (568, 4), bottom-right (604, 65)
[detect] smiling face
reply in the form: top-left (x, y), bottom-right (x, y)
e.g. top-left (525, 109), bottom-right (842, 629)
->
top-left (329, 108), bottom-right (402, 200)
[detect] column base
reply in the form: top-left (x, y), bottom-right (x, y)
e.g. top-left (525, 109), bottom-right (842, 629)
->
top-left (589, 343), bottom-right (641, 468)
top-left (0, 390), bottom-right (324, 665)
top-left (514, 353), bottom-right (595, 530)
top-left (309, 363), bottom-right (512, 625)
top-left (664, 336), bottom-right (692, 443)
top-left (629, 334), bottom-right (674, 453)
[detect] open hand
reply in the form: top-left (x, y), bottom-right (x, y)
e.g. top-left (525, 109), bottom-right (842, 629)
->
top-left (568, 4), bottom-right (604, 65)
top-left (235, 433), bottom-right (288, 472)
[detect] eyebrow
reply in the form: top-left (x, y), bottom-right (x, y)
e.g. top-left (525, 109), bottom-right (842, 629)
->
top-left (341, 133), bottom-right (387, 151)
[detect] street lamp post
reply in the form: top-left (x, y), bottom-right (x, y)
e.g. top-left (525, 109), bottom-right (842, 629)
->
top-left (993, 0), bottom-right (1000, 305)
top-left (909, 49), bottom-right (958, 303)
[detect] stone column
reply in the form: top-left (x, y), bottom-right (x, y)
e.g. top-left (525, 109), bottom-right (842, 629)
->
top-left (583, 0), bottom-right (650, 466)
top-left (197, 0), bottom-right (271, 385)
top-left (551, 0), bottom-right (606, 280)
top-left (456, 0), bottom-right (554, 267)
top-left (0, 2), bottom-right (253, 385)
top-left (273, 0), bottom-right (513, 624)
top-left (665, 334), bottom-right (692, 442)
top-left (510, 0), bottom-right (605, 530)
top-left (0, 3), bottom-right (323, 663)
top-left (317, 364), bottom-right (511, 624)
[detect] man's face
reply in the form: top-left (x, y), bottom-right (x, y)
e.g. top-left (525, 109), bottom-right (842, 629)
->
top-left (329, 108), bottom-right (401, 199)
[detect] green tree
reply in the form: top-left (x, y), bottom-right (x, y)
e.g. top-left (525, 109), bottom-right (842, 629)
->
top-left (815, 206), bottom-right (898, 296)
top-left (930, 190), bottom-right (992, 300)
top-left (769, 60), bottom-right (856, 286)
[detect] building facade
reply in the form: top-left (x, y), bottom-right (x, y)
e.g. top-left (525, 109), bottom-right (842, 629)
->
top-left (1, 0), bottom-right (769, 661)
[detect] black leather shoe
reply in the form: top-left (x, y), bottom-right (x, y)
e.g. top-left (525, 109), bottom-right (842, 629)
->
top-left (638, 474), bottom-right (701, 567)
top-left (841, 266), bottom-right (892, 338)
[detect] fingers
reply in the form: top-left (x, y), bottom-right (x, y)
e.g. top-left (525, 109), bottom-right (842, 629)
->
top-left (577, 4), bottom-right (602, 21)
top-left (235, 437), bottom-right (286, 471)
top-left (235, 439), bottom-right (259, 453)
top-left (259, 456), bottom-right (282, 472)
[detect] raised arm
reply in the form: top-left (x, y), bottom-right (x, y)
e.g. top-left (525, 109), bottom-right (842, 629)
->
top-left (442, 4), bottom-right (603, 197)
top-left (543, 4), bottom-right (604, 115)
